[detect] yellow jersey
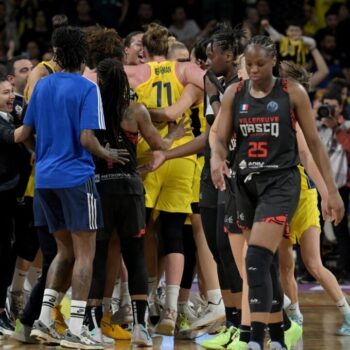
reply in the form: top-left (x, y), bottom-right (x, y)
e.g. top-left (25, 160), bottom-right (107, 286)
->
top-left (134, 61), bottom-right (195, 162)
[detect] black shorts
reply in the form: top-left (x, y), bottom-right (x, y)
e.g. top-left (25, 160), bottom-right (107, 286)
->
top-left (223, 176), bottom-right (242, 234)
top-left (200, 167), bottom-right (218, 208)
top-left (35, 177), bottom-right (103, 233)
top-left (236, 167), bottom-right (300, 230)
top-left (98, 193), bottom-right (146, 240)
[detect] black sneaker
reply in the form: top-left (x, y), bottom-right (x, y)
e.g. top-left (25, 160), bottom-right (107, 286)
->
top-left (0, 310), bottom-right (14, 335)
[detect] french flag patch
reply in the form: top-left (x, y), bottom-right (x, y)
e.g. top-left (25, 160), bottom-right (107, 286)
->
top-left (240, 103), bottom-right (249, 112)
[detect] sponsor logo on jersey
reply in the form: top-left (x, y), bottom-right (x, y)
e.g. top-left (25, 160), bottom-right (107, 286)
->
top-left (239, 116), bottom-right (280, 137)
top-left (267, 100), bottom-right (279, 113)
top-left (239, 160), bottom-right (247, 170)
top-left (240, 103), bottom-right (249, 113)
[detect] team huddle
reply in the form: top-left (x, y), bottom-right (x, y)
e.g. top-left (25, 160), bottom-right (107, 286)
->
top-left (0, 16), bottom-right (348, 350)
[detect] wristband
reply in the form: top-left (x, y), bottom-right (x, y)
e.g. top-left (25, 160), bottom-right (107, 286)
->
top-left (209, 95), bottom-right (220, 105)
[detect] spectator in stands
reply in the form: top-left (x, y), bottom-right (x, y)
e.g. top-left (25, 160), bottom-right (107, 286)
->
top-left (91, 0), bottom-right (128, 29)
top-left (317, 90), bottom-right (350, 283)
top-left (317, 31), bottom-right (343, 88)
top-left (314, 8), bottom-right (339, 45)
top-left (168, 6), bottom-right (200, 48)
top-left (73, 0), bottom-right (96, 27)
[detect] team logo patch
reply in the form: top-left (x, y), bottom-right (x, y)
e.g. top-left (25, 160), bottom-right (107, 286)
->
top-left (240, 103), bottom-right (249, 113)
top-left (267, 101), bottom-right (279, 113)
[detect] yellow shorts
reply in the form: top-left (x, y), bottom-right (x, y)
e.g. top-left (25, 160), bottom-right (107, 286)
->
top-left (24, 169), bottom-right (35, 198)
top-left (289, 187), bottom-right (320, 244)
top-left (144, 158), bottom-right (196, 213)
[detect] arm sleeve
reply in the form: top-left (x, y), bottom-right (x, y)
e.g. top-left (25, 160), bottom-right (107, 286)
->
top-left (80, 84), bottom-right (106, 131)
top-left (0, 124), bottom-right (14, 144)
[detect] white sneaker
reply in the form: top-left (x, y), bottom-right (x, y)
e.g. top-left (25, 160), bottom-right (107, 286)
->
top-left (154, 308), bottom-right (177, 336)
top-left (131, 324), bottom-right (152, 347)
top-left (178, 302), bottom-right (198, 324)
top-left (88, 326), bottom-right (115, 346)
top-left (190, 299), bottom-right (225, 330)
top-left (60, 326), bottom-right (103, 349)
top-left (111, 304), bottom-right (133, 324)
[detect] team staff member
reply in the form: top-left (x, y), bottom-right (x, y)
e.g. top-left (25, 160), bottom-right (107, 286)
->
top-left (14, 26), bottom-right (128, 350)
top-left (124, 22), bottom-right (204, 335)
top-left (211, 35), bottom-right (344, 350)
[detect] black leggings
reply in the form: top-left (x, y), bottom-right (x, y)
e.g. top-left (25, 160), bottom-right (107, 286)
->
top-left (21, 227), bottom-right (57, 326)
top-left (0, 189), bottom-right (16, 308)
top-left (200, 204), bottom-right (242, 293)
top-left (180, 224), bottom-right (197, 289)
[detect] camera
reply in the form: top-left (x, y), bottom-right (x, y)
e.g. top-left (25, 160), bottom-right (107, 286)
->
top-left (316, 104), bottom-right (336, 120)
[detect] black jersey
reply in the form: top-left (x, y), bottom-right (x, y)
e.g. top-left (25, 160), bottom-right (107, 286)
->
top-left (95, 127), bottom-right (143, 195)
top-left (203, 74), bottom-right (239, 168)
top-left (233, 78), bottom-right (299, 176)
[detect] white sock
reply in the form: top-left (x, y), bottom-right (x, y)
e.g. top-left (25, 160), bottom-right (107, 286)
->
top-left (70, 300), bottom-right (87, 335)
top-left (336, 297), bottom-right (350, 315)
top-left (24, 267), bottom-right (42, 292)
top-left (120, 282), bottom-right (131, 306)
top-left (103, 297), bottom-right (111, 315)
top-left (287, 302), bottom-right (302, 317)
top-left (283, 294), bottom-right (291, 309)
top-left (207, 289), bottom-right (222, 305)
top-left (165, 285), bottom-right (180, 312)
top-left (112, 279), bottom-right (121, 300)
top-left (39, 289), bottom-right (59, 326)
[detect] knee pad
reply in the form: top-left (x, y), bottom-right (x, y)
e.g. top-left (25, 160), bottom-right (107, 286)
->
top-left (246, 245), bottom-right (274, 313)
top-left (270, 253), bottom-right (284, 313)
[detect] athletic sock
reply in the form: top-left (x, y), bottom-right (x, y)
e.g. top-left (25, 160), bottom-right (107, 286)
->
top-left (103, 297), bottom-right (111, 315)
top-left (120, 282), bottom-right (132, 306)
top-left (132, 299), bottom-right (147, 326)
top-left (24, 267), bottom-right (42, 292)
top-left (283, 309), bottom-right (291, 331)
top-left (207, 289), bottom-right (222, 305)
top-left (225, 307), bottom-right (241, 328)
top-left (269, 322), bottom-right (285, 346)
top-left (39, 289), bottom-right (59, 326)
top-left (336, 297), bottom-right (350, 315)
top-left (70, 300), bottom-right (87, 335)
top-left (10, 268), bottom-right (27, 292)
top-left (165, 285), bottom-right (180, 312)
top-left (240, 324), bottom-right (251, 343)
top-left (250, 321), bottom-right (266, 349)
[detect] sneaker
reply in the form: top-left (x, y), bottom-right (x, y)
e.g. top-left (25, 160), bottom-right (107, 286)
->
top-left (0, 310), bottom-right (15, 335)
top-left (200, 325), bottom-right (237, 349)
top-left (148, 300), bottom-right (161, 326)
top-left (111, 297), bottom-right (120, 314)
top-left (7, 290), bottom-right (24, 320)
top-left (60, 326), bottom-right (104, 349)
top-left (269, 341), bottom-right (287, 350)
top-left (131, 324), bottom-right (153, 347)
top-left (178, 302), bottom-right (198, 324)
top-left (190, 300), bottom-right (225, 330)
top-left (0, 330), bottom-right (4, 340)
top-left (247, 341), bottom-right (262, 350)
top-left (52, 304), bottom-right (68, 335)
top-left (227, 339), bottom-right (248, 350)
top-left (88, 326), bottom-right (115, 346)
top-left (11, 319), bottom-right (38, 344)
top-left (111, 303), bottom-right (133, 324)
top-left (289, 313), bottom-right (303, 327)
top-left (101, 311), bottom-right (131, 340)
top-left (337, 313), bottom-right (350, 335)
top-left (154, 308), bottom-right (177, 336)
top-left (30, 319), bottom-right (62, 345)
top-left (284, 320), bottom-right (303, 349)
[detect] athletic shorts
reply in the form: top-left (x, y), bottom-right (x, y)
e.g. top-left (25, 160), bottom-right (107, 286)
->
top-left (35, 177), bottom-right (103, 234)
top-left (98, 193), bottom-right (146, 240)
top-left (236, 167), bottom-right (300, 231)
top-left (289, 187), bottom-right (320, 244)
top-left (192, 156), bottom-right (205, 204)
top-left (223, 176), bottom-right (242, 234)
top-left (200, 166), bottom-right (218, 208)
top-left (143, 158), bottom-right (196, 213)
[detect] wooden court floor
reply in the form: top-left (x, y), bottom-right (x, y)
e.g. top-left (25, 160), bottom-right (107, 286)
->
top-left (2, 292), bottom-right (350, 350)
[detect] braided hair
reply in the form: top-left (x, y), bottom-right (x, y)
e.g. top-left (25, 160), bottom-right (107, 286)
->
top-left (52, 26), bottom-right (87, 71)
top-left (97, 58), bottom-right (130, 142)
top-left (245, 35), bottom-right (277, 57)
